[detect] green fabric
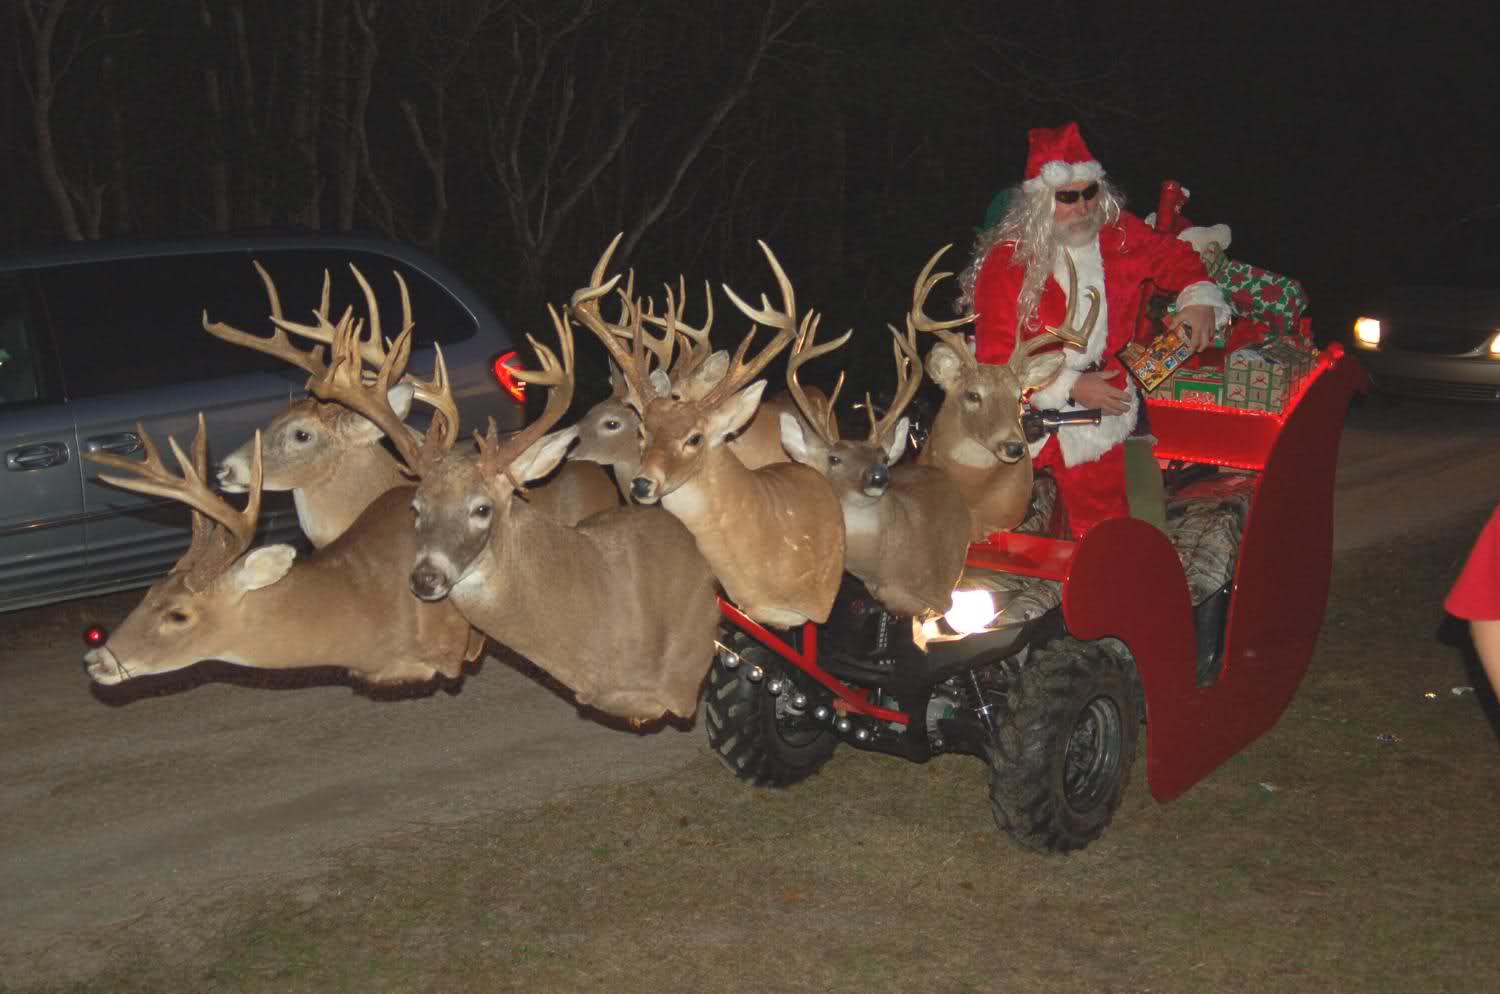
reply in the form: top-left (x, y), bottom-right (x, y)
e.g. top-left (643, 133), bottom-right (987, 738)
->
top-left (1124, 436), bottom-right (1167, 533)
top-left (980, 189), bottom-right (1013, 231)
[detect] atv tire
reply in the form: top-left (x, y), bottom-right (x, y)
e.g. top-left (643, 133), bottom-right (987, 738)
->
top-left (705, 642), bottom-right (836, 787)
top-left (988, 637), bottom-right (1139, 853)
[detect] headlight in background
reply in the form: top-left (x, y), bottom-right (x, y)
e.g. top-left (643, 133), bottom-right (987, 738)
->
top-left (1353, 317), bottom-right (1381, 349)
top-left (1489, 331), bottom-right (1500, 358)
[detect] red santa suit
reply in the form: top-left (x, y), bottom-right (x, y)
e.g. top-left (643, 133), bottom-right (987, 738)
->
top-left (972, 124), bottom-right (1227, 537)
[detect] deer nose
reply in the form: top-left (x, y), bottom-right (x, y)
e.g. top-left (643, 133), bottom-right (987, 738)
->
top-left (630, 477), bottom-right (655, 502)
top-left (865, 463), bottom-right (890, 493)
top-left (1001, 441), bottom-right (1026, 462)
top-left (409, 562), bottom-right (451, 601)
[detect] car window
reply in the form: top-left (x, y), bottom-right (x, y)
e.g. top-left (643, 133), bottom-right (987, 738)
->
top-left (0, 274), bottom-right (48, 407)
top-left (1418, 217), bottom-right (1500, 289)
top-left (254, 249), bottom-right (480, 349)
top-left (37, 248), bottom-right (478, 400)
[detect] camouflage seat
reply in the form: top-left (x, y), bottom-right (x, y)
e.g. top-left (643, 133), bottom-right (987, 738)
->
top-left (1164, 473), bottom-right (1254, 606)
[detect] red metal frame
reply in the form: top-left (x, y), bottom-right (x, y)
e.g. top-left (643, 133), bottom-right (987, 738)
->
top-left (717, 598), bottom-right (910, 725)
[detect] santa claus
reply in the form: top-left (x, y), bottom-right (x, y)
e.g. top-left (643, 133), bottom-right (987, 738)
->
top-left (961, 121), bottom-right (1229, 537)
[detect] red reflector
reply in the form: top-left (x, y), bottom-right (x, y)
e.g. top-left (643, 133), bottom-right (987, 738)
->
top-left (491, 352), bottom-right (526, 404)
top-left (83, 625), bottom-right (109, 648)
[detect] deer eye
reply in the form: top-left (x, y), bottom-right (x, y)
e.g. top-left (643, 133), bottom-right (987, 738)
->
top-left (472, 503), bottom-right (493, 521)
top-left (293, 429), bottom-right (312, 443)
top-left (964, 389), bottom-right (982, 404)
top-left (686, 432), bottom-right (704, 448)
top-left (828, 454), bottom-right (842, 466)
top-left (604, 418), bottom-right (622, 431)
top-left (165, 609), bottom-right (190, 625)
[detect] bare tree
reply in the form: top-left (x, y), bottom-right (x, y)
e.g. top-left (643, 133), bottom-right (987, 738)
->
top-left (19, 0), bottom-right (103, 240)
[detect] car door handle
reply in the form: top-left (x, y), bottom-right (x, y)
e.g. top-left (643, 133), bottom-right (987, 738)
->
top-left (5, 442), bottom-right (70, 471)
top-left (83, 432), bottom-right (143, 457)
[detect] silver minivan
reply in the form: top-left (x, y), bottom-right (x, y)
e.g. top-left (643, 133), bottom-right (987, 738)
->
top-left (0, 234), bottom-right (525, 613)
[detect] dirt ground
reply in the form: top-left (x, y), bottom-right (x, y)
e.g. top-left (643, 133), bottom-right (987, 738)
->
top-left (2, 398), bottom-right (1499, 990)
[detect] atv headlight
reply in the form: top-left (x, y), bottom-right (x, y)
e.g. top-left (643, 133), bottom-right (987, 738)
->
top-left (945, 588), bottom-right (1000, 635)
top-left (1353, 317), bottom-right (1381, 349)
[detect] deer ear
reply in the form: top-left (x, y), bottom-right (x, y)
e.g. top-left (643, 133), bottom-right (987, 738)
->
top-left (387, 382), bottom-right (415, 419)
top-left (925, 343), bottom-right (964, 390)
top-left (705, 380), bottom-right (767, 444)
top-left (510, 426), bottom-right (579, 483)
top-left (678, 351), bottom-right (730, 400)
top-left (884, 417), bottom-right (911, 464)
top-left (649, 367), bottom-right (672, 398)
top-left (1023, 352), bottom-right (1067, 393)
top-left (337, 382), bottom-right (414, 444)
top-left (231, 544), bottom-right (297, 593)
top-left (778, 411), bottom-right (824, 468)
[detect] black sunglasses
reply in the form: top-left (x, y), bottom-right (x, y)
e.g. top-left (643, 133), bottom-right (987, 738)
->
top-left (1054, 182), bottom-right (1100, 205)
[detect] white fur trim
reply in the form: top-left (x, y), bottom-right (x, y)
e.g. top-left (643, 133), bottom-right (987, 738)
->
top-left (1022, 159), bottom-right (1104, 192)
top-left (1177, 224), bottom-right (1232, 254)
top-left (1025, 238), bottom-right (1134, 465)
top-left (1029, 366), bottom-right (1081, 413)
top-left (1057, 381), bottom-right (1137, 466)
top-left (1175, 280), bottom-right (1232, 330)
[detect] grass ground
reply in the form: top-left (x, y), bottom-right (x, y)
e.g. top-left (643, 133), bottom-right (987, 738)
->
top-left (7, 509), bottom-right (1499, 994)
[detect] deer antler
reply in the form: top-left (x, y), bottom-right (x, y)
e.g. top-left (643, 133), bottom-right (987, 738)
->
top-left (88, 415), bottom-right (263, 592)
top-left (478, 303), bottom-right (577, 481)
top-left (784, 312), bottom-right (851, 447)
top-left (571, 234), bottom-right (657, 411)
top-left (1007, 251), bottom-right (1100, 369)
top-left (202, 260), bottom-right (333, 380)
top-left (868, 318), bottom-right (924, 447)
top-left (711, 241), bottom-right (806, 408)
top-left (907, 244), bottom-right (978, 367)
top-left (646, 275), bottom-right (717, 392)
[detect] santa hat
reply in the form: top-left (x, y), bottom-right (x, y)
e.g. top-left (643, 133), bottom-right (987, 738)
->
top-left (1021, 121), bottom-right (1105, 193)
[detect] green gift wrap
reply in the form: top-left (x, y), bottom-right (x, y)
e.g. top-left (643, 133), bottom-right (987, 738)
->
top-left (1149, 365), bottom-right (1226, 405)
top-left (1217, 260), bottom-right (1308, 339)
top-left (1225, 341), bottom-right (1315, 412)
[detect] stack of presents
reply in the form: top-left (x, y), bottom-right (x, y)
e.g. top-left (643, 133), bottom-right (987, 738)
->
top-left (1121, 225), bottom-right (1316, 414)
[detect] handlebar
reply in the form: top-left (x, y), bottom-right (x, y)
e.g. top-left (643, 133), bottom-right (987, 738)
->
top-left (1022, 408), bottom-right (1103, 444)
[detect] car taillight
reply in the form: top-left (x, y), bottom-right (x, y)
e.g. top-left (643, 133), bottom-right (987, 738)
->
top-left (491, 351), bottom-right (526, 403)
top-left (83, 624), bottom-right (109, 648)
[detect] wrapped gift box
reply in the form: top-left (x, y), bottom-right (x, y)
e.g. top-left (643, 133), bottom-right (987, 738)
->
top-left (1120, 326), bottom-right (1195, 392)
top-left (1149, 364), bottom-right (1226, 405)
top-left (1217, 260), bottom-right (1309, 339)
top-left (1225, 340), bottom-right (1316, 412)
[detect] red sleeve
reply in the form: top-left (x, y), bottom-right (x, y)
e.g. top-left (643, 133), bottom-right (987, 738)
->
top-left (1447, 503), bottom-right (1500, 620)
top-left (973, 243), bottom-right (1020, 365)
top-left (1122, 212), bottom-right (1213, 291)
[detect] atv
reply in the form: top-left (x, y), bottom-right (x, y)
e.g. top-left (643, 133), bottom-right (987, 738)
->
top-left (706, 343), bottom-right (1365, 853)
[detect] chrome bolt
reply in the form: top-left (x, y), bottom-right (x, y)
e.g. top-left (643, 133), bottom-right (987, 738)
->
top-left (854, 727), bottom-right (871, 743)
top-left (835, 717), bottom-right (852, 733)
top-left (766, 678), bottom-right (784, 695)
top-left (747, 665), bottom-right (765, 683)
top-left (814, 706), bottom-right (832, 722)
top-left (792, 693), bottom-right (808, 709)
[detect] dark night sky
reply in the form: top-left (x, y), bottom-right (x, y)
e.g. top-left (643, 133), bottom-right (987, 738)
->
top-left (1, 0), bottom-right (1494, 346)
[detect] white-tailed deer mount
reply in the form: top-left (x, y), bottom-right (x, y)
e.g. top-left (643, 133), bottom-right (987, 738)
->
top-left (572, 235), bottom-right (845, 629)
top-left (82, 415), bottom-right (480, 687)
top-left (208, 261), bottom-right (615, 537)
top-left (407, 303), bottom-right (720, 722)
top-left (569, 278), bottom-right (809, 500)
top-left (914, 246), bottom-right (1096, 539)
top-left (780, 313), bottom-right (972, 617)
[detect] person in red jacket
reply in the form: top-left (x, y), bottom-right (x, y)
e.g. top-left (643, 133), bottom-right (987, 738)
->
top-left (961, 122), bottom-right (1229, 537)
top-left (1447, 502), bottom-right (1500, 693)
